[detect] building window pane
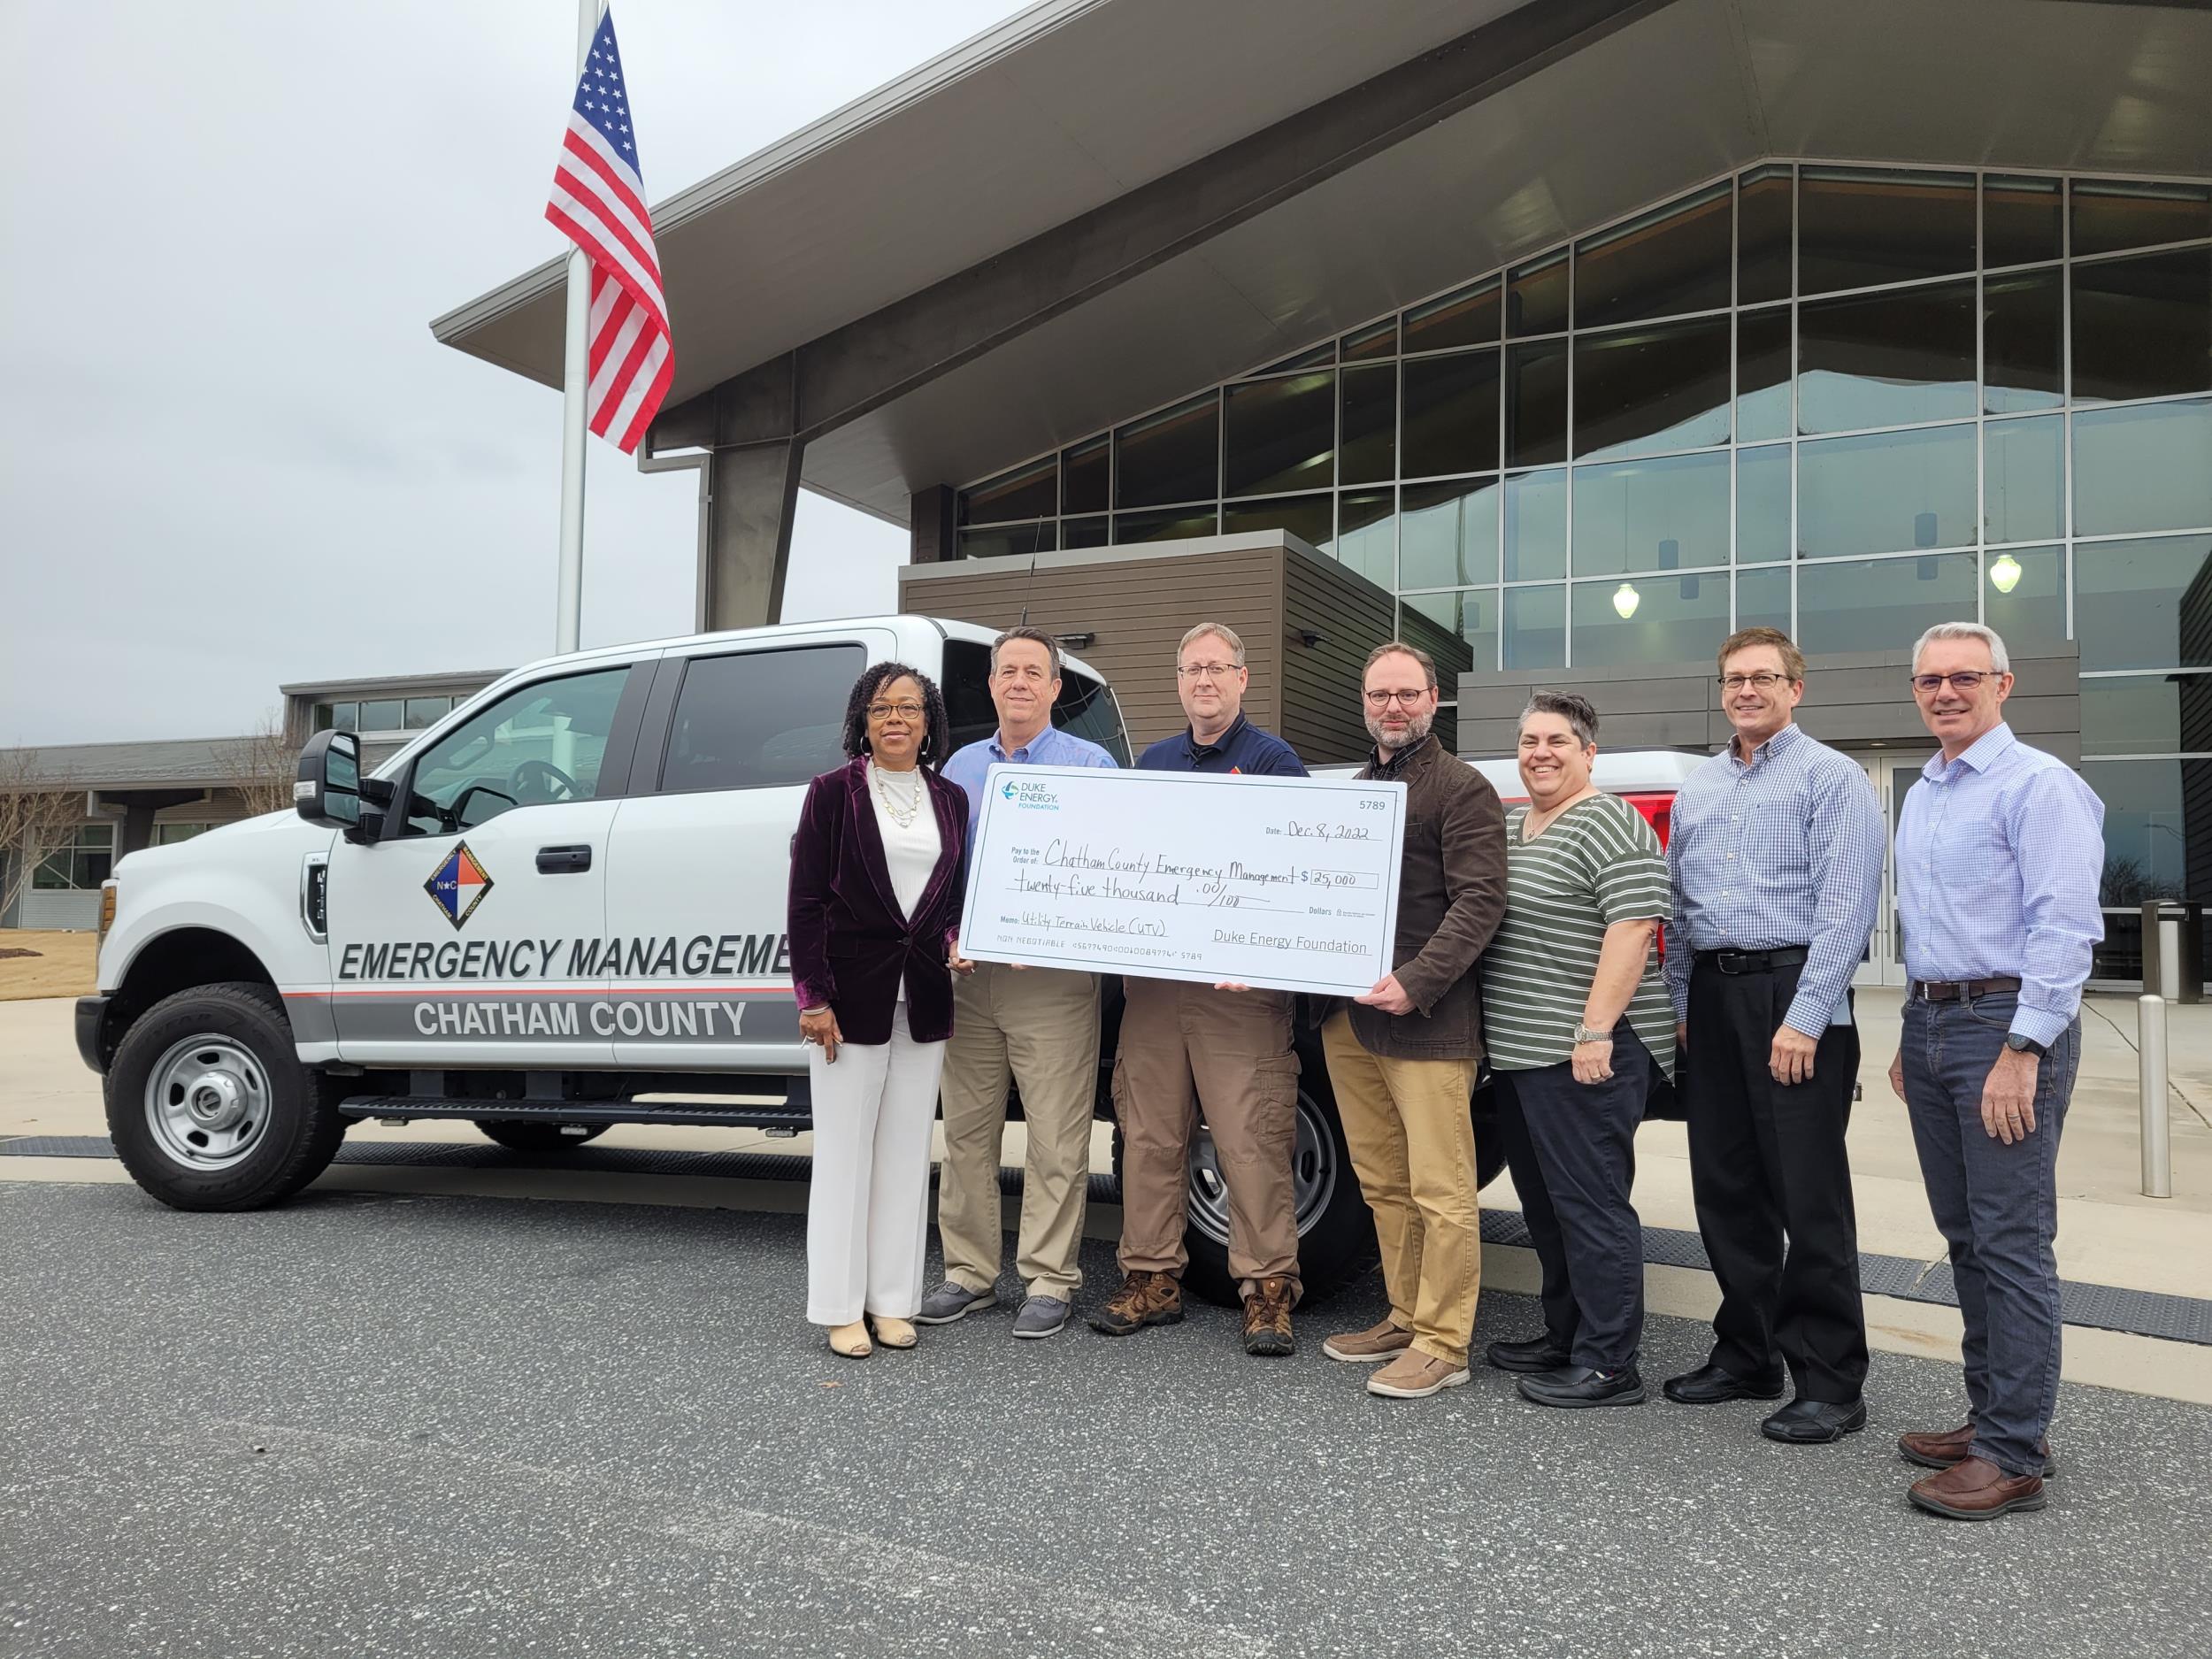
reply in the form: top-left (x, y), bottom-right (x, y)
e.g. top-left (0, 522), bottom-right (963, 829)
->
top-left (1796, 551), bottom-right (1978, 655)
top-left (1062, 437), bottom-right (1109, 515)
top-left (1983, 545), bottom-right (2067, 657)
top-left (311, 703), bottom-right (335, 733)
top-left (1114, 394), bottom-right (1218, 509)
top-left (1505, 340), bottom-right (1567, 467)
top-left (1331, 490), bottom-right (1395, 588)
top-left (1220, 494), bottom-right (1333, 549)
top-left (1062, 515), bottom-right (1109, 549)
top-left (1403, 277), bottom-right (1499, 353)
top-left (1982, 266), bottom-right (2064, 413)
top-left (1571, 451), bottom-right (1730, 577)
top-left (2074, 534), bottom-right (2212, 671)
top-left (1571, 315), bottom-right (1730, 461)
top-left (1572, 572), bottom-right (1731, 668)
top-left (1401, 477), bottom-right (1500, 588)
top-left (1738, 165), bottom-right (1793, 305)
top-left (2072, 246), bottom-right (2212, 403)
top-left (403, 697), bottom-right (449, 730)
top-left (1573, 182), bottom-right (1732, 328)
top-left (1246, 342), bottom-right (1337, 376)
top-left (1340, 364), bottom-right (1397, 485)
top-left (1401, 349), bottom-right (1498, 480)
top-left (1507, 250), bottom-right (1569, 337)
top-left (2071, 180), bottom-right (2212, 259)
top-left (1736, 565), bottom-right (1791, 633)
top-left (1113, 506), bottom-right (1217, 544)
top-left (1342, 319), bottom-right (1396, 362)
top-left (958, 521), bottom-right (1055, 561)
top-left (357, 699), bottom-right (404, 733)
top-left (1985, 417), bottom-right (2063, 544)
top-left (1738, 444), bottom-right (1790, 565)
top-left (1985, 174), bottom-right (2062, 267)
top-left (1798, 166), bottom-right (1975, 295)
top-left (1224, 372), bottom-right (1335, 496)
top-left (329, 702), bottom-right (357, 733)
top-left (1797, 426), bottom-right (1976, 558)
top-left (2074, 398), bottom-right (2212, 537)
top-left (1736, 305), bottom-right (1791, 442)
top-left (1403, 588), bottom-right (1496, 678)
top-left (1504, 584), bottom-right (1564, 670)
top-left (1504, 469), bottom-right (1566, 582)
top-left (32, 822), bottom-right (113, 890)
top-left (1797, 279), bottom-right (1977, 434)
top-left (152, 823), bottom-right (211, 847)
top-left (2081, 675), bottom-right (2212, 757)
top-left (2080, 759), bottom-right (2212, 904)
top-left (961, 456), bottom-right (1056, 524)
top-left (2096, 910), bottom-right (2144, 984)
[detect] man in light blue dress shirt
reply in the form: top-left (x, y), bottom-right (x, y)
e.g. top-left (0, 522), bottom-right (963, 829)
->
top-left (1889, 623), bottom-right (2103, 1522)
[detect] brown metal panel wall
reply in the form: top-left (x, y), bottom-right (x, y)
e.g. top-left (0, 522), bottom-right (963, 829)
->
top-left (1279, 549), bottom-right (1397, 765)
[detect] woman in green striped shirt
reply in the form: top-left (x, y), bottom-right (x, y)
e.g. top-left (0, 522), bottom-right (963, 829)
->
top-left (1482, 690), bottom-right (1674, 1411)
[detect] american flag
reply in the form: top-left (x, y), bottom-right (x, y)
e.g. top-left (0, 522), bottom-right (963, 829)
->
top-left (545, 9), bottom-right (672, 455)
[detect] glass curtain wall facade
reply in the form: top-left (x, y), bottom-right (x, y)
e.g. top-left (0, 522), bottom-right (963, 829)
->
top-left (956, 163), bottom-right (2212, 978)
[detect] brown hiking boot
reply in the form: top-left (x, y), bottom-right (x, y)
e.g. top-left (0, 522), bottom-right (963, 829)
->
top-left (1241, 1276), bottom-right (1296, 1357)
top-left (1087, 1270), bottom-right (1183, 1336)
top-left (1322, 1317), bottom-right (1414, 1364)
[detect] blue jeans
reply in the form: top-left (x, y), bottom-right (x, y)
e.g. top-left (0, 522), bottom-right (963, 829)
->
top-left (1900, 991), bottom-right (2078, 1477)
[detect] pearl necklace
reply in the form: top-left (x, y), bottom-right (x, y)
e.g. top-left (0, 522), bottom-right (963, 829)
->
top-left (871, 760), bottom-right (924, 829)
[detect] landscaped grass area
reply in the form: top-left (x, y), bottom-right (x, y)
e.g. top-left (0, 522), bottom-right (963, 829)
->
top-left (0, 931), bottom-right (97, 1001)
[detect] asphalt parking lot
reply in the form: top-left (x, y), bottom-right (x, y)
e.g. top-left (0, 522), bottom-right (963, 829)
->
top-left (4, 1179), bottom-right (2209, 1659)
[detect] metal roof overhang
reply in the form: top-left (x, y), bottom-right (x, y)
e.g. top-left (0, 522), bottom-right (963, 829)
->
top-left (434, 0), bottom-right (2212, 527)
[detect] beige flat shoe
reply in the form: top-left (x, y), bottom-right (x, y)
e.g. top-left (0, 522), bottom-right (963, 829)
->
top-left (827, 1320), bottom-right (872, 1358)
top-left (870, 1316), bottom-right (918, 1349)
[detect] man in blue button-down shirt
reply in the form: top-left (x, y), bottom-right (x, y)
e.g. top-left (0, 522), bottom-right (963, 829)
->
top-left (1662, 627), bottom-right (1886, 1445)
top-left (1888, 623), bottom-right (2103, 1522)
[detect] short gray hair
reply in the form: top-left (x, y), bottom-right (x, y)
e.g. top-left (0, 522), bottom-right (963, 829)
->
top-left (1178, 621), bottom-right (1245, 665)
top-left (991, 625), bottom-right (1062, 679)
top-left (1519, 689), bottom-right (1598, 749)
top-left (1911, 622), bottom-right (2010, 675)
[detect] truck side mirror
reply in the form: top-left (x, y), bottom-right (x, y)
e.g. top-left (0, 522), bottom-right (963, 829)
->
top-left (296, 730), bottom-right (365, 833)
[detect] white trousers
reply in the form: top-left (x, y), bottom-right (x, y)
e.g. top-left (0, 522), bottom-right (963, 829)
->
top-left (805, 1004), bottom-right (947, 1326)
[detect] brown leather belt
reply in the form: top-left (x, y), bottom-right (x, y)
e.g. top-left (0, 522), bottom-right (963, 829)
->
top-left (1911, 977), bottom-right (2023, 1002)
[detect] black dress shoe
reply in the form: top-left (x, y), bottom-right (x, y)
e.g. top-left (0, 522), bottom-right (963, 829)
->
top-left (1517, 1364), bottom-right (1647, 1409)
top-left (1761, 1397), bottom-right (1868, 1443)
top-left (1485, 1334), bottom-right (1572, 1373)
top-left (1663, 1362), bottom-right (1786, 1405)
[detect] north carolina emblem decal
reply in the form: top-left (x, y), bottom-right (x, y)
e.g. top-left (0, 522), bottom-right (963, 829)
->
top-left (425, 843), bottom-right (494, 931)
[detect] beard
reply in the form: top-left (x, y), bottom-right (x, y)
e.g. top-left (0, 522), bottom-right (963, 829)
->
top-left (1366, 708), bottom-right (1433, 752)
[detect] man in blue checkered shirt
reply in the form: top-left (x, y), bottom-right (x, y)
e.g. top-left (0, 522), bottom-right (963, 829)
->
top-left (1661, 627), bottom-right (1886, 1446)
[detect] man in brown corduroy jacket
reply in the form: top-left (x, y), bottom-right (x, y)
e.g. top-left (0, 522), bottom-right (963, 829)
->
top-left (1317, 641), bottom-right (1508, 1400)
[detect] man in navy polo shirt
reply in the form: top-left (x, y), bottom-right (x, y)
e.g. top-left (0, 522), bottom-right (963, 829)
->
top-left (1088, 622), bottom-right (1310, 1356)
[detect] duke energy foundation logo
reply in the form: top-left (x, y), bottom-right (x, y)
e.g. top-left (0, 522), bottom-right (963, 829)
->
top-left (426, 843), bottom-right (495, 931)
top-left (1001, 778), bottom-right (1062, 811)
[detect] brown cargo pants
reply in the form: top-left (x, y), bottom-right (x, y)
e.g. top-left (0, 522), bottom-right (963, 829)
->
top-left (1112, 977), bottom-right (1302, 1302)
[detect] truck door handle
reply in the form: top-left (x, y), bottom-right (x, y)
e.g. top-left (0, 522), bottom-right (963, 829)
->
top-left (536, 844), bottom-right (593, 874)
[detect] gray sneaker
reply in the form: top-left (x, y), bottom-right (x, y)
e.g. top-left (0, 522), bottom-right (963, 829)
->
top-left (913, 1281), bottom-right (995, 1325)
top-left (1012, 1294), bottom-right (1071, 1340)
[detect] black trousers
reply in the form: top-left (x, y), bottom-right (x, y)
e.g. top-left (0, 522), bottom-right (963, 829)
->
top-left (1685, 959), bottom-right (1868, 1402)
top-left (1494, 1025), bottom-right (1653, 1371)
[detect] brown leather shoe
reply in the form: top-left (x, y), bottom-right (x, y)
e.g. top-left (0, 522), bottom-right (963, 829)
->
top-left (1241, 1276), bottom-right (1296, 1357)
top-left (1087, 1270), bottom-right (1183, 1336)
top-left (1322, 1317), bottom-right (1414, 1364)
top-left (1909, 1455), bottom-right (2047, 1520)
top-left (1900, 1422), bottom-right (2057, 1475)
top-left (1367, 1349), bottom-right (1471, 1399)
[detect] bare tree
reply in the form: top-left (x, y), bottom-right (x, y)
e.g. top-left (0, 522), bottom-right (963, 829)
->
top-left (226, 710), bottom-right (299, 820)
top-left (0, 749), bottom-right (88, 924)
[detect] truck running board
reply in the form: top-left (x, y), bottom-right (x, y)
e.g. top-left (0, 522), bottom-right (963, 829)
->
top-left (335, 1085), bottom-right (812, 1134)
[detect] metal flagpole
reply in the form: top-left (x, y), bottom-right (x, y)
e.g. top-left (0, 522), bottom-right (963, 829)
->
top-left (554, 0), bottom-right (605, 655)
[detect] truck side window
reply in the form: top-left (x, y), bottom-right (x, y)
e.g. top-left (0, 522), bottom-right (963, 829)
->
top-left (657, 644), bottom-right (865, 793)
top-left (1055, 672), bottom-right (1131, 765)
top-left (403, 666), bottom-right (632, 837)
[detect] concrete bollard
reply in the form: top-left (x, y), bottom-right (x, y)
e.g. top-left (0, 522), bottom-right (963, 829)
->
top-left (2139, 994), bottom-right (2172, 1199)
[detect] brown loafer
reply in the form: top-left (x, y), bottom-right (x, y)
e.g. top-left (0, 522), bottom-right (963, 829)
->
top-left (1909, 1455), bottom-right (2047, 1520)
top-left (1900, 1422), bottom-right (2057, 1476)
top-left (1367, 1349), bottom-right (1471, 1399)
top-left (1322, 1317), bottom-right (1414, 1364)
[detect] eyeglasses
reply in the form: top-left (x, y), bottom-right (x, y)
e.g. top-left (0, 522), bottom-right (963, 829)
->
top-left (1911, 672), bottom-right (1991, 694)
top-left (1717, 672), bottom-right (1791, 692)
top-left (1176, 663), bottom-right (1241, 680)
top-left (1363, 688), bottom-right (1431, 708)
top-left (865, 701), bottom-right (926, 720)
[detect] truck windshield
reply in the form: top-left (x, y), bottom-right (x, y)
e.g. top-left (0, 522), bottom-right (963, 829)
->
top-left (940, 639), bottom-right (1130, 764)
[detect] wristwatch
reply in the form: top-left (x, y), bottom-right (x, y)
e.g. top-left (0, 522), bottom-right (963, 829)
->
top-left (2005, 1033), bottom-right (2047, 1059)
top-left (1572, 1023), bottom-right (1613, 1046)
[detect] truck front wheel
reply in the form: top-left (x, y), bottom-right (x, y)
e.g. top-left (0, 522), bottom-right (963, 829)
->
top-left (105, 984), bottom-right (346, 1211)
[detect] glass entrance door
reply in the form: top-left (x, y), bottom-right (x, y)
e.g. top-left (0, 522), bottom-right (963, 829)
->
top-left (1854, 757), bottom-right (1914, 988)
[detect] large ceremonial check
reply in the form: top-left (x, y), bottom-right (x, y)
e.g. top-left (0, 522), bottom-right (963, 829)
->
top-left (957, 764), bottom-right (1408, 995)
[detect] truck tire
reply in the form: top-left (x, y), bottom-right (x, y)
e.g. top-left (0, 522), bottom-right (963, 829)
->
top-left (475, 1120), bottom-right (611, 1152)
top-left (105, 983), bottom-right (346, 1212)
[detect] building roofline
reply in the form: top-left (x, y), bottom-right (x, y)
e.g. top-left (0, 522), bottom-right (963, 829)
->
top-left (278, 669), bottom-right (509, 699)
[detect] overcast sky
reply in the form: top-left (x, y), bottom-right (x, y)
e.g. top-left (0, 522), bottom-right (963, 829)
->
top-left (0, 0), bottom-right (1024, 748)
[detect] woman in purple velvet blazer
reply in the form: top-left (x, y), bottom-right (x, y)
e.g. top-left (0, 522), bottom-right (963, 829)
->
top-left (787, 661), bottom-right (970, 1358)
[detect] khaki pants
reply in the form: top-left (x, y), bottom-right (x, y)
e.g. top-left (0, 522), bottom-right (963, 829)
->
top-left (937, 961), bottom-right (1101, 1301)
top-left (1321, 1010), bottom-right (1482, 1366)
top-left (1113, 979), bottom-right (1301, 1301)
